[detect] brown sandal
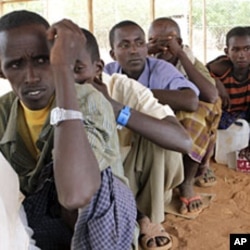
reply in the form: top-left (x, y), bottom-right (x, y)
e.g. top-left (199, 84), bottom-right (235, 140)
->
top-left (139, 217), bottom-right (172, 250)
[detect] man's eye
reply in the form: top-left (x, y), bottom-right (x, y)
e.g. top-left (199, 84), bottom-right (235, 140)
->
top-left (74, 65), bottom-right (84, 73)
top-left (120, 43), bottom-right (129, 49)
top-left (136, 41), bottom-right (145, 47)
top-left (37, 57), bottom-right (49, 64)
top-left (10, 61), bottom-right (21, 69)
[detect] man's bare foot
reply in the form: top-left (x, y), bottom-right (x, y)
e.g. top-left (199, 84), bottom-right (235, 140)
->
top-left (138, 216), bottom-right (172, 249)
top-left (179, 183), bottom-right (203, 214)
top-left (195, 168), bottom-right (217, 187)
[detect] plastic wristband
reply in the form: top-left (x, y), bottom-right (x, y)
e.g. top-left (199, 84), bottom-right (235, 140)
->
top-left (116, 106), bottom-right (131, 127)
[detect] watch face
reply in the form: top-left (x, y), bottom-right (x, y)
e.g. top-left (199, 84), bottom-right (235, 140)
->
top-left (50, 107), bottom-right (63, 126)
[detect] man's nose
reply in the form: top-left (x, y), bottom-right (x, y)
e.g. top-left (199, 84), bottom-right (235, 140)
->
top-left (130, 43), bottom-right (138, 53)
top-left (25, 66), bottom-right (40, 84)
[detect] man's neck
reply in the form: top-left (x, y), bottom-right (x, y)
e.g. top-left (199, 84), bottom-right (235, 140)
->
top-left (122, 68), bottom-right (144, 80)
top-left (233, 67), bottom-right (249, 82)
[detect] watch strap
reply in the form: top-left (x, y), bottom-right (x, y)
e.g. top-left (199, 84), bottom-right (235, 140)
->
top-left (116, 106), bottom-right (131, 127)
top-left (50, 107), bottom-right (84, 126)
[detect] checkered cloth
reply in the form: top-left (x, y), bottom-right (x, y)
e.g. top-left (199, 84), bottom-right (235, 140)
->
top-left (72, 166), bottom-right (137, 250)
top-left (23, 164), bottom-right (136, 250)
top-left (177, 98), bottom-right (222, 163)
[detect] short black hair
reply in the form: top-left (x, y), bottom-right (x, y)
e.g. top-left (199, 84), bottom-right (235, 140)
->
top-left (226, 26), bottom-right (250, 47)
top-left (152, 17), bottom-right (181, 37)
top-left (109, 20), bottom-right (145, 49)
top-left (80, 28), bottom-right (100, 62)
top-left (0, 10), bottom-right (49, 32)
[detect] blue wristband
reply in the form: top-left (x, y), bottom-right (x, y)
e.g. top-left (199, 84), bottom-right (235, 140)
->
top-left (116, 106), bottom-right (131, 126)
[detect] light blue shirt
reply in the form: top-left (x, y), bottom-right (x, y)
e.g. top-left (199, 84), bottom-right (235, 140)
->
top-left (104, 57), bottom-right (200, 96)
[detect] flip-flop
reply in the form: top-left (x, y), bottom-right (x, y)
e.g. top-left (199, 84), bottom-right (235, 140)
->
top-left (195, 168), bottom-right (217, 188)
top-left (139, 217), bottom-right (172, 250)
top-left (179, 195), bottom-right (203, 215)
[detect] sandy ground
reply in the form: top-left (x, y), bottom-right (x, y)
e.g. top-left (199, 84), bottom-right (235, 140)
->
top-left (163, 160), bottom-right (250, 250)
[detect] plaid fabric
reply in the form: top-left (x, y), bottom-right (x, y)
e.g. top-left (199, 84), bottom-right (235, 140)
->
top-left (23, 164), bottom-right (136, 250)
top-left (23, 163), bottom-right (73, 250)
top-left (72, 166), bottom-right (137, 250)
top-left (177, 98), bottom-right (222, 163)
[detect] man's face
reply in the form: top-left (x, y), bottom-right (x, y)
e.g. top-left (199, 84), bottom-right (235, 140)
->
top-left (110, 25), bottom-right (148, 78)
top-left (148, 21), bottom-right (179, 65)
top-left (74, 48), bottom-right (100, 84)
top-left (226, 35), bottom-right (250, 69)
top-left (0, 24), bottom-right (55, 110)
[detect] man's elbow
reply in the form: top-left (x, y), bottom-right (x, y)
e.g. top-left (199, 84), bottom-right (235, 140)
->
top-left (59, 178), bottom-right (101, 210)
top-left (182, 136), bottom-right (193, 154)
top-left (201, 88), bottom-right (219, 104)
top-left (186, 97), bottom-right (199, 111)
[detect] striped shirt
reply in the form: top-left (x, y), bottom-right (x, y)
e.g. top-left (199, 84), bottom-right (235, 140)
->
top-left (211, 68), bottom-right (250, 112)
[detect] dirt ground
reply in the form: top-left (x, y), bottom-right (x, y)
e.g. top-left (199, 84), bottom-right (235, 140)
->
top-left (163, 160), bottom-right (250, 250)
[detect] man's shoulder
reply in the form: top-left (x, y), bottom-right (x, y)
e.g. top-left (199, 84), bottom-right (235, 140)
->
top-left (206, 55), bottom-right (233, 77)
top-left (0, 91), bottom-right (16, 113)
top-left (104, 61), bottom-right (120, 74)
top-left (146, 56), bottom-right (176, 73)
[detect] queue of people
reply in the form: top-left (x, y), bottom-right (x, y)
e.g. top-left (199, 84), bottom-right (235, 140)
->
top-left (0, 9), bottom-right (249, 250)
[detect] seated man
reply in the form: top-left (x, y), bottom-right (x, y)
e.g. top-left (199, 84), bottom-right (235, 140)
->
top-left (207, 26), bottom-right (250, 160)
top-left (147, 17), bottom-right (221, 189)
top-left (104, 20), bottom-right (212, 215)
top-left (74, 28), bottom-right (193, 250)
top-left (0, 10), bottom-right (136, 250)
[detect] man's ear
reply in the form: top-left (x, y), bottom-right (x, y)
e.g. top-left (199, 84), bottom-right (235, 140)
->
top-left (224, 47), bottom-right (228, 55)
top-left (177, 37), bottom-right (183, 46)
top-left (95, 59), bottom-right (104, 79)
top-left (109, 49), bottom-right (116, 61)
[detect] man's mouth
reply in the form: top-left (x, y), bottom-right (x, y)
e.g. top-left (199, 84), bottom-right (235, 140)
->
top-left (28, 90), bottom-right (41, 96)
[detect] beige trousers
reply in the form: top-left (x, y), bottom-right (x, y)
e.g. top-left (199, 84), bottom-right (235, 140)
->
top-left (123, 135), bottom-right (184, 223)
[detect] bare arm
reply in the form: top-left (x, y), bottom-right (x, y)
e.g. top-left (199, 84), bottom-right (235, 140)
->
top-left (215, 78), bottom-right (230, 110)
top-left (151, 88), bottom-right (199, 112)
top-left (48, 20), bottom-right (101, 210)
top-left (206, 55), bottom-right (232, 77)
top-left (92, 78), bottom-right (192, 154)
top-left (176, 51), bottom-right (218, 103)
top-left (166, 38), bottom-right (218, 103)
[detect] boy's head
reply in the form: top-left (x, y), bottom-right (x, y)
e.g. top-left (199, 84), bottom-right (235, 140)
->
top-left (108, 20), bottom-right (148, 80)
top-left (148, 17), bottom-right (182, 65)
top-left (0, 10), bottom-right (54, 110)
top-left (224, 26), bottom-right (250, 69)
top-left (74, 28), bottom-right (103, 84)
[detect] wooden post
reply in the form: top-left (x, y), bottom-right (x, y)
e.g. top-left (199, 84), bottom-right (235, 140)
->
top-left (87, 0), bottom-right (93, 33)
top-left (202, 0), bottom-right (207, 63)
top-left (150, 0), bottom-right (155, 21)
top-left (188, 0), bottom-right (193, 49)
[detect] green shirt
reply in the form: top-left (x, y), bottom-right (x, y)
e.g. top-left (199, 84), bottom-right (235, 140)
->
top-left (0, 83), bottom-right (126, 194)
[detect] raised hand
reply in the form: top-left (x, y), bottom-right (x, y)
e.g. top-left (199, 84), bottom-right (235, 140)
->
top-left (47, 19), bottom-right (86, 68)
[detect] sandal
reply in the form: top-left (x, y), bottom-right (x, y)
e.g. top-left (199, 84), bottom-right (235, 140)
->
top-left (195, 168), bottom-right (217, 188)
top-left (139, 217), bottom-right (172, 250)
top-left (179, 195), bottom-right (203, 215)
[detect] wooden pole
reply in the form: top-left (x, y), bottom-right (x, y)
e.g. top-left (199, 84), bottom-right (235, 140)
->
top-left (188, 0), bottom-right (193, 49)
top-left (150, 0), bottom-right (155, 21)
top-left (202, 0), bottom-right (207, 63)
top-left (87, 0), bottom-right (93, 33)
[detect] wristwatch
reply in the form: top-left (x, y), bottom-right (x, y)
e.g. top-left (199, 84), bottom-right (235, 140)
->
top-left (50, 107), bottom-right (84, 126)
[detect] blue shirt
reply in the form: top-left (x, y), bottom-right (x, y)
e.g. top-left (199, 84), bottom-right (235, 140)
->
top-left (104, 57), bottom-right (200, 96)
